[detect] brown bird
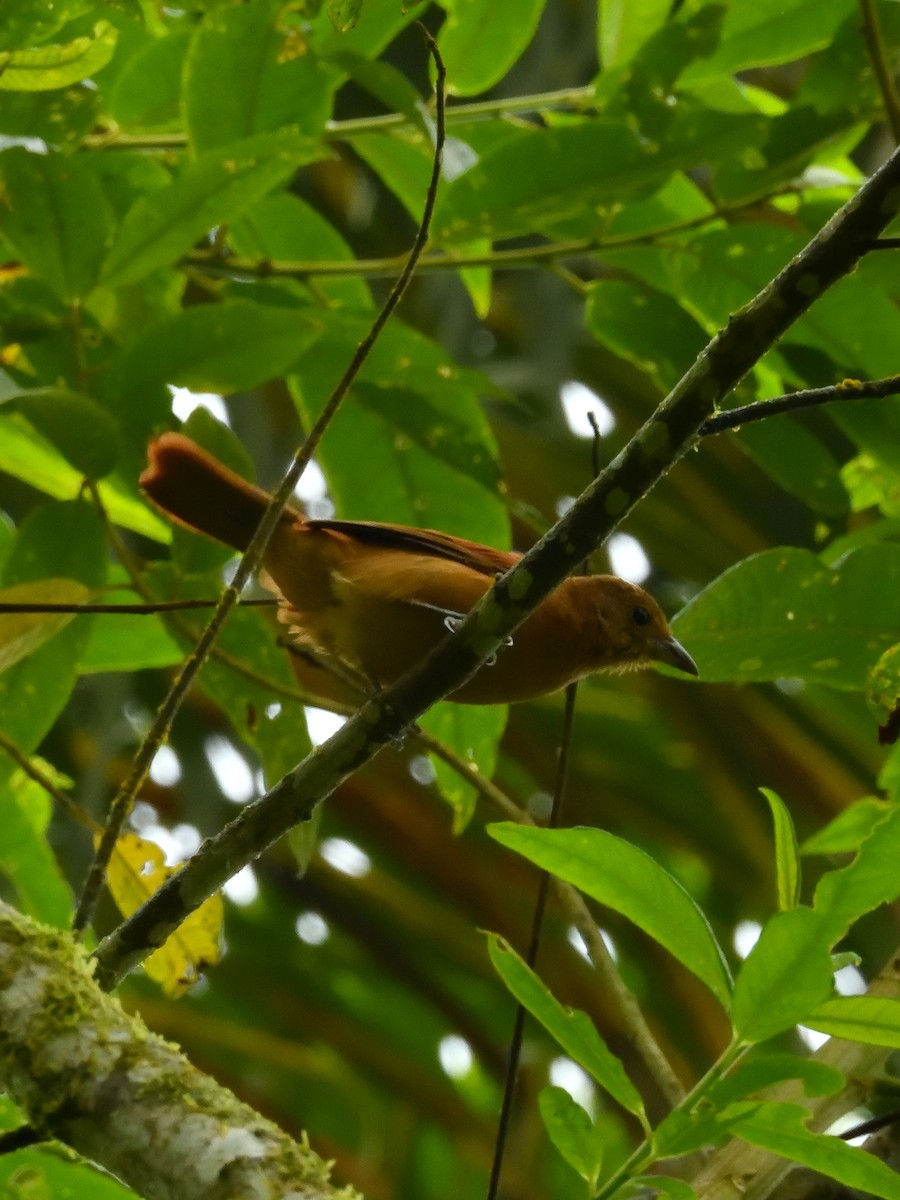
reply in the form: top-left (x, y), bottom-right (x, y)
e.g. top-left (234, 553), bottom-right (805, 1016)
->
top-left (140, 434), bottom-right (698, 704)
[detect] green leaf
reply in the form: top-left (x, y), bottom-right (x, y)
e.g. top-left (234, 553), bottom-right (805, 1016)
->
top-left (231, 192), bottom-right (372, 310)
top-left (0, 148), bottom-right (111, 301)
top-left (760, 787), bottom-right (800, 910)
top-left (682, 0), bottom-right (855, 81)
top-left (738, 418), bottom-right (848, 516)
top-left (0, 578), bottom-right (88, 673)
top-left (707, 1054), bottom-right (844, 1107)
top-left (290, 319), bottom-right (508, 547)
top-left (351, 382), bottom-right (503, 498)
top-left (606, 171), bottom-right (715, 238)
top-left (313, 0), bottom-right (426, 58)
top-left (351, 130), bottom-right (435, 220)
top-left (587, 279), bottom-right (708, 392)
top-left (100, 130), bottom-right (320, 289)
top-left (830, 950), bottom-right (862, 973)
top-left (184, 0), bottom-right (337, 153)
top-left (0, 83), bottom-right (100, 150)
top-left (328, 0), bottom-right (365, 32)
top-left (0, 1145), bottom-right (139, 1200)
top-left (800, 797), bottom-right (892, 856)
top-left (287, 804), bottom-right (323, 877)
top-left (0, 503), bottom-right (105, 752)
top-left (598, 5), bottom-right (726, 116)
top-left (598, 0), bottom-right (671, 68)
top-left (788, 263), bottom-right (900, 388)
top-left (439, 0), bottom-right (547, 96)
top-left (421, 703), bottom-right (507, 831)
top-left (671, 545), bottom-right (900, 688)
top-left (796, 8), bottom-right (895, 117)
top-left (330, 52), bottom-right (427, 132)
top-left (107, 29), bottom-right (191, 132)
top-left (0, 20), bottom-right (117, 90)
top-left (433, 109), bottom-right (764, 243)
top-left (80, 606), bottom-right (182, 673)
top-left (624, 1178), bottom-right (696, 1200)
top-left (487, 934), bottom-right (647, 1122)
top-left (457, 238), bottom-right (492, 318)
top-left (731, 907), bottom-right (834, 1042)
top-left (654, 1041), bottom-right (845, 1158)
top-left (653, 1095), bottom-right (753, 1158)
top-left (728, 1101), bottom-right (900, 1200)
top-left (146, 565), bottom-right (311, 786)
top-left (0, 414), bottom-right (168, 542)
top-left (804, 996), bottom-right (900, 1048)
top-left (116, 299), bottom-right (321, 413)
top-left (0, 762), bottom-right (73, 927)
top-left (80, 568), bottom-right (181, 674)
top-left (841, 454), bottom-right (900, 518)
top-left (2, 388), bottom-right (119, 479)
top-left (488, 825), bottom-right (733, 1006)
top-left (813, 802), bottom-right (900, 941)
top-left (0, 0), bottom-right (97, 50)
top-left (867, 643), bottom-right (900, 736)
top-left (603, 228), bottom-right (787, 341)
top-left (539, 1086), bottom-right (604, 1186)
top-left (433, 122), bottom-right (656, 243)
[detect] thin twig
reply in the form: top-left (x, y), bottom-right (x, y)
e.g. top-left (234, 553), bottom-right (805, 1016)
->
top-left (859, 0), bottom-right (900, 142)
top-left (552, 882), bottom-right (684, 1103)
top-left (0, 730), bottom-right (99, 834)
top-left (71, 34), bottom-right (447, 940)
top-left (486, 683), bottom-right (578, 1200)
top-left (0, 1126), bottom-right (43, 1155)
top-left (82, 84), bottom-right (597, 152)
top-left (837, 1107), bottom-right (900, 1141)
top-left (180, 191), bottom-right (790, 282)
top-left (0, 598), bottom-right (276, 615)
top-left (698, 375), bottom-right (900, 436)
top-left (413, 730), bottom-right (523, 819)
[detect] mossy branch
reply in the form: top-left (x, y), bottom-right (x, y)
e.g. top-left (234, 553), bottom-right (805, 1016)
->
top-left (0, 903), bottom-right (357, 1200)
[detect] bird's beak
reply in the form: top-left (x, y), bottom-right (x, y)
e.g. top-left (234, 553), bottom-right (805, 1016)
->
top-left (652, 636), bottom-right (699, 677)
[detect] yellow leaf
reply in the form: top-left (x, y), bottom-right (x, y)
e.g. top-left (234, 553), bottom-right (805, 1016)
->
top-left (0, 578), bottom-right (89, 672)
top-left (104, 832), bottom-right (223, 997)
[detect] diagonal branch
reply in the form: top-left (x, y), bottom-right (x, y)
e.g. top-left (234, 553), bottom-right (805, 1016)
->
top-left (93, 145), bottom-right (900, 992)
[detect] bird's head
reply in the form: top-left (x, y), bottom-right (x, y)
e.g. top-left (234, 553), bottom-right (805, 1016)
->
top-left (577, 575), bottom-right (698, 677)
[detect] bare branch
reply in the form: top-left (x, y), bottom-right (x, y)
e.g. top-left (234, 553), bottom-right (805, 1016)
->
top-left (700, 375), bottom-right (900, 436)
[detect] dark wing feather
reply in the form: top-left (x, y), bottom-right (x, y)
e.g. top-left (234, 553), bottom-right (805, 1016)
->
top-left (307, 518), bottom-right (520, 578)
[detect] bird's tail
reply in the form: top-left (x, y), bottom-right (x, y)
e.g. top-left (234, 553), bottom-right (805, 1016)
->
top-left (141, 433), bottom-right (288, 551)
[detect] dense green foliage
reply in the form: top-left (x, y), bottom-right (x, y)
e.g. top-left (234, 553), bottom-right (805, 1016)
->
top-left (1, 0), bottom-right (900, 1198)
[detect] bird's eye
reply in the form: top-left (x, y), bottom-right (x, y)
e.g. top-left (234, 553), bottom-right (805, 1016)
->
top-left (632, 605), bottom-right (651, 626)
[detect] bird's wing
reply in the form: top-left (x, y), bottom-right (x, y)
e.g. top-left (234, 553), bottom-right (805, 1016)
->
top-left (308, 518), bottom-right (520, 578)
